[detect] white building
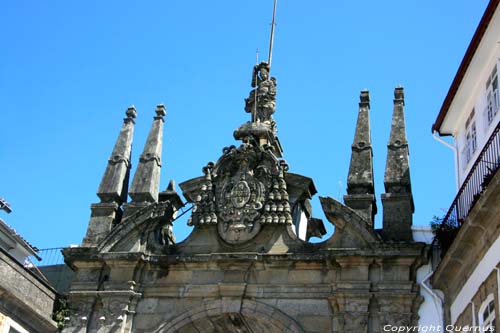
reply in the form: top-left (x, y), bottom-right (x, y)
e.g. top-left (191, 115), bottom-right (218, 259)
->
top-left (432, 0), bottom-right (500, 330)
top-left (433, 0), bottom-right (500, 189)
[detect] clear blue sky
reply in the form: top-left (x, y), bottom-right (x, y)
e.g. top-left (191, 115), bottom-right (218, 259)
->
top-left (0, 1), bottom-right (489, 249)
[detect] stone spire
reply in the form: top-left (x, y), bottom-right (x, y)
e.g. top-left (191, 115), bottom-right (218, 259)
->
top-left (381, 87), bottom-right (414, 241)
top-left (82, 106), bottom-right (136, 246)
top-left (344, 90), bottom-right (377, 226)
top-left (97, 106), bottom-right (136, 203)
top-left (128, 104), bottom-right (166, 204)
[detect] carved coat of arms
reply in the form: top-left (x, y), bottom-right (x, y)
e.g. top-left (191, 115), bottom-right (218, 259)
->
top-left (216, 157), bottom-right (267, 244)
top-left (188, 143), bottom-right (292, 244)
top-left (214, 144), bottom-right (276, 244)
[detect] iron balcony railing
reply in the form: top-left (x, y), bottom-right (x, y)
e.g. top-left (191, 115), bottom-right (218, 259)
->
top-left (442, 120), bottom-right (500, 230)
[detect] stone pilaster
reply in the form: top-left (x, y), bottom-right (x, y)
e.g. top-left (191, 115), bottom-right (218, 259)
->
top-left (382, 87), bottom-right (414, 241)
top-left (97, 292), bottom-right (141, 333)
top-left (344, 90), bottom-right (377, 226)
top-left (64, 296), bottom-right (94, 332)
top-left (126, 104), bottom-right (166, 215)
top-left (82, 107), bottom-right (136, 246)
top-left (378, 294), bottom-right (420, 329)
top-left (330, 293), bottom-right (371, 333)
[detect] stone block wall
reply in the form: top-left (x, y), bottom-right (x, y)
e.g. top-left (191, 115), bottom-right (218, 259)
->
top-left (0, 249), bottom-right (57, 332)
top-left (63, 246), bottom-right (425, 333)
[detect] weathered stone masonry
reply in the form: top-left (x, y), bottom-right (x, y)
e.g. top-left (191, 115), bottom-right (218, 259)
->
top-left (63, 72), bottom-right (428, 332)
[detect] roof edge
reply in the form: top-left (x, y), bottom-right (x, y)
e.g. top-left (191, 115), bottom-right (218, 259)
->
top-left (432, 0), bottom-right (500, 135)
top-left (0, 218), bottom-right (40, 259)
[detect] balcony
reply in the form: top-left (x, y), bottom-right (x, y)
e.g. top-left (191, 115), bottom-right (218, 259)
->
top-left (437, 120), bottom-right (500, 253)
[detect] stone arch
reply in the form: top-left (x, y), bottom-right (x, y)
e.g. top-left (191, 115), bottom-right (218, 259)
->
top-left (151, 299), bottom-right (304, 333)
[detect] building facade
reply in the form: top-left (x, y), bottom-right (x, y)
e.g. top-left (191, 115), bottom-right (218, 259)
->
top-left (0, 211), bottom-right (58, 333)
top-left (432, 0), bottom-right (500, 329)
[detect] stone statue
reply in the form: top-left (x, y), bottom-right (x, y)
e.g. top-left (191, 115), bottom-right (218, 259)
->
top-left (245, 62), bottom-right (277, 125)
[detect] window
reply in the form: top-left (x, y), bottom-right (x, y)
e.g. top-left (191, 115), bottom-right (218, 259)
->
top-left (486, 65), bottom-right (499, 125)
top-left (479, 295), bottom-right (496, 332)
top-left (462, 109), bottom-right (478, 168)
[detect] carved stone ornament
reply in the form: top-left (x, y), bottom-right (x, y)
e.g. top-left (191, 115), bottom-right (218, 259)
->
top-left (245, 62), bottom-right (277, 130)
top-left (68, 300), bottom-right (93, 327)
top-left (216, 148), bottom-right (266, 244)
top-left (343, 312), bottom-right (368, 331)
top-left (144, 201), bottom-right (177, 253)
top-left (189, 143), bottom-right (292, 244)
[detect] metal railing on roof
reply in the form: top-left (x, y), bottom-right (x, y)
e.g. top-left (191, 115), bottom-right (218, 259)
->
top-left (24, 204), bottom-right (194, 268)
top-left (441, 120), bottom-right (500, 230)
top-left (34, 247), bottom-right (65, 266)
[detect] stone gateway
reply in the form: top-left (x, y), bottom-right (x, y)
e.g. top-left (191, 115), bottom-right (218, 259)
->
top-left (63, 61), bottom-right (428, 332)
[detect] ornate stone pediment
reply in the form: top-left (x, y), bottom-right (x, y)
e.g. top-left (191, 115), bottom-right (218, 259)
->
top-left (96, 199), bottom-right (180, 253)
top-left (185, 143), bottom-right (292, 245)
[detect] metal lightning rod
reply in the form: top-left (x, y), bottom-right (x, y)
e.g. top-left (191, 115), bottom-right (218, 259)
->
top-left (267, 0), bottom-right (277, 72)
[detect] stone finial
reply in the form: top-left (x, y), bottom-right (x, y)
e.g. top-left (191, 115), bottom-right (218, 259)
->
top-left (83, 106), bottom-right (136, 246)
top-left (167, 179), bottom-right (175, 191)
top-left (126, 105), bottom-right (137, 120)
top-left (344, 90), bottom-right (377, 226)
top-left (128, 105), bottom-right (165, 203)
top-left (394, 86), bottom-right (404, 103)
top-left (158, 180), bottom-right (183, 217)
top-left (381, 87), bottom-right (414, 241)
top-left (359, 89), bottom-right (370, 107)
top-left (155, 103), bottom-right (167, 118)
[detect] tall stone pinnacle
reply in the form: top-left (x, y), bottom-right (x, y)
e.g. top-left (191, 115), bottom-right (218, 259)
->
top-left (82, 106), bottom-right (136, 246)
top-left (344, 90), bottom-right (377, 226)
top-left (129, 104), bottom-right (166, 203)
top-left (382, 87), bottom-right (414, 241)
top-left (384, 87), bottom-right (412, 193)
top-left (97, 106), bottom-right (136, 203)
